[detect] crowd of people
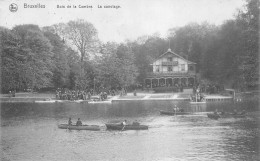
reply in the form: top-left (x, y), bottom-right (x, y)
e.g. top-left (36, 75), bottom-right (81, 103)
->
top-left (55, 89), bottom-right (90, 100)
top-left (55, 87), bottom-right (132, 101)
top-left (190, 93), bottom-right (205, 102)
top-left (190, 85), bottom-right (205, 102)
top-left (55, 88), bottom-right (110, 101)
top-left (146, 83), bottom-right (185, 91)
top-left (196, 84), bottom-right (224, 94)
top-left (8, 90), bottom-right (16, 97)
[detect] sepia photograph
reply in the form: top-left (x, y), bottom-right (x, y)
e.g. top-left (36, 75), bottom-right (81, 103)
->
top-left (0, 0), bottom-right (259, 160)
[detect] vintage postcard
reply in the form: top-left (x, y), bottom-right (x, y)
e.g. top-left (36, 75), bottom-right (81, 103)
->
top-left (0, 0), bottom-right (259, 161)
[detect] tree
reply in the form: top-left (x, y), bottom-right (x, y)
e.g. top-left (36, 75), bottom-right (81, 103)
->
top-left (64, 47), bottom-right (80, 89)
top-left (168, 23), bottom-right (218, 72)
top-left (0, 27), bottom-right (24, 92)
top-left (130, 41), bottom-right (152, 85)
top-left (1, 25), bottom-right (54, 92)
top-left (235, 0), bottom-right (259, 89)
top-left (12, 25), bottom-right (54, 89)
top-left (95, 43), bottom-right (138, 90)
top-left (95, 42), bottom-right (119, 89)
top-left (62, 19), bottom-right (98, 74)
top-left (115, 44), bottom-right (139, 88)
top-left (43, 29), bottom-right (70, 88)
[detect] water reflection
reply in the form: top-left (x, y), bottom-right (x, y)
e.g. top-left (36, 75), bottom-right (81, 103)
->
top-left (2, 100), bottom-right (256, 119)
top-left (1, 100), bottom-right (259, 161)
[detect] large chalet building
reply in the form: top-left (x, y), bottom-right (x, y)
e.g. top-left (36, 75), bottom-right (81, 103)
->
top-left (144, 48), bottom-right (196, 89)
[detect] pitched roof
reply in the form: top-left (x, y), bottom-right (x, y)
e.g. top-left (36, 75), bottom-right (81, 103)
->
top-left (157, 48), bottom-right (196, 64)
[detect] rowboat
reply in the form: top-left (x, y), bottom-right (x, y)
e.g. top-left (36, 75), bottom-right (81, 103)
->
top-left (35, 100), bottom-right (56, 103)
top-left (88, 100), bottom-right (112, 104)
top-left (207, 112), bottom-right (246, 120)
top-left (219, 112), bottom-right (247, 118)
top-left (105, 123), bottom-right (148, 130)
top-left (159, 110), bottom-right (190, 116)
top-left (58, 124), bottom-right (100, 131)
top-left (207, 113), bottom-right (220, 120)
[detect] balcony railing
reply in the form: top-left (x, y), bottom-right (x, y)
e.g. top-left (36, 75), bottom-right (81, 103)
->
top-left (146, 71), bottom-right (196, 78)
top-left (161, 61), bottom-right (178, 66)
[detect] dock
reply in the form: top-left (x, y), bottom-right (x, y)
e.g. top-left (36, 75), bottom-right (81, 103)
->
top-left (204, 95), bottom-right (233, 101)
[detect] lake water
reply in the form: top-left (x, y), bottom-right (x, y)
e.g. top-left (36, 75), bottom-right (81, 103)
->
top-left (1, 100), bottom-right (259, 161)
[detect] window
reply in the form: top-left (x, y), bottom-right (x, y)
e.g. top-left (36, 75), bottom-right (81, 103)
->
top-left (156, 65), bottom-right (160, 72)
top-left (167, 66), bottom-right (172, 72)
top-left (167, 57), bottom-right (172, 62)
top-left (180, 64), bottom-right (185, 71)
top-left (189, 66), bottom-right (194, 71)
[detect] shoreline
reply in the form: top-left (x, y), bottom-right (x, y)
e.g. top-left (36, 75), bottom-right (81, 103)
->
top-left (0, 92), bottom-right (235, 103)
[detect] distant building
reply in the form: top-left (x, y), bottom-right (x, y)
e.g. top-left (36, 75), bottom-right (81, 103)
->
top-left (144, 48), bottom-right (196, 89)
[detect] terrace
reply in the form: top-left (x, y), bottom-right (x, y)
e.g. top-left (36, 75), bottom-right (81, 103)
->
top-left (146, 71), bottom-right (196, 78)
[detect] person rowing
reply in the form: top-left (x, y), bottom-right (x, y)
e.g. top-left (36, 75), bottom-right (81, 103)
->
top-left (214, 109), bottom-right (219, 115)
top-left (132, 120), bottom-right (140, 126)
top-left (76, 118), bottom-right (82, 126)
top-left (68, 117), bottom-right (72, 126)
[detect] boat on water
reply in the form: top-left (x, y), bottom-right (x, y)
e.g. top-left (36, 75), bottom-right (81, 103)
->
top-left (219, 112), bottom-right (247, 118)
top-left (207, 113), bottom-right (220, 120)
top-left (159, 110), bottom-right (190, 116)
top-left (58, 124), bottom-right (100, 131)
top-left (207, 111), bottom-right (247, 119)
top-left (105, 123), bottom-right (148, 130)
top-left (88, 100), bottom-right (112, 104)
top-left (35, 100), bottom-right (56, 103)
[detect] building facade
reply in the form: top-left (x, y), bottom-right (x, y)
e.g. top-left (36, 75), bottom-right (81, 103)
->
top-left (144, 48), bottom-right (196, 89)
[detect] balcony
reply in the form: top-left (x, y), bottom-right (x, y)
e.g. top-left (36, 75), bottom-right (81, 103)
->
top-left (146, 71), bottom-right (196, 78)
top-left (161, 61), bottom-right (178, 66)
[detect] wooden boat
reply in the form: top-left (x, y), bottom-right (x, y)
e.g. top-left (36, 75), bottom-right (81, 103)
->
top-left (58, 124), bottom-right (100, 131)
top-left (159, 110), bottom-right (190, 116)
top-left (219, 112), bottom-right (247, 118)
top-left (105, 123), bottom-right (148, 130)
top-left (88, 100), bottom-right (112, 104)
top-left (35, 100), bottom-right (56, 103)
top-left (207, 113), bottom-right (220, 120)
top-left (207, 111), bottom-right (246, 120)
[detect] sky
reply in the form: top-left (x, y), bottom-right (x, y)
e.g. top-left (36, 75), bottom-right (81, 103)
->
top-left (0, 0), bottom-right (245, 43)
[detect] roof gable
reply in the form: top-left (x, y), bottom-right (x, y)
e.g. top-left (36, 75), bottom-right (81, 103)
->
top-left (156, 48), bottom-right (196, 64)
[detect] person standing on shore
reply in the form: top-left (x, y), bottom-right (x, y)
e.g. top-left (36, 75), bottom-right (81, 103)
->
top-left (173, 105), bottom-right (179, 112)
